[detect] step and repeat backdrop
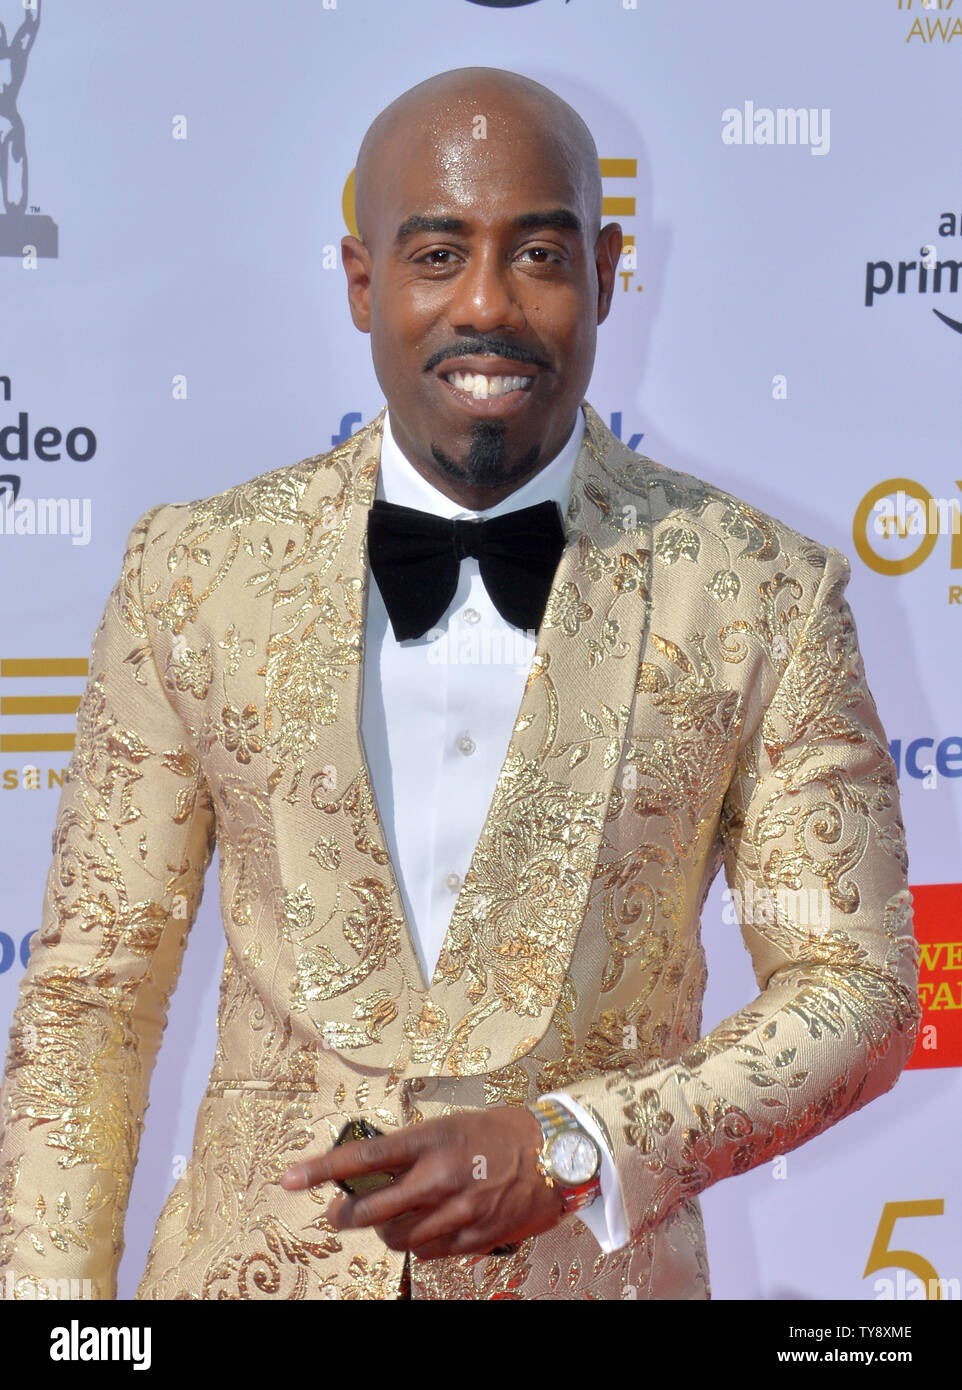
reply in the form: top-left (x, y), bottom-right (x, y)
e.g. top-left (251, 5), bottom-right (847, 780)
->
top-left (0, 0), bottom-right (959, 1300)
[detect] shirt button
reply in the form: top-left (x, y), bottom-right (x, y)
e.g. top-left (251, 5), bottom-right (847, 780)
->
top-left (456, 734), bottom-right (476, 756)
top-left (462, 607), bottom-right (481, 625)
top-left (445, 872), bottom-right (462, 892)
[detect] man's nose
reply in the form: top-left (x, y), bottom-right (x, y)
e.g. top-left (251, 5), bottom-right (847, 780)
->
top-left (446, 248), bottom-right (526, 336)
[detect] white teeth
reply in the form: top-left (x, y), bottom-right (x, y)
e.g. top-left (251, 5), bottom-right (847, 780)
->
top-left (445, 371), bottom-right (534, 396)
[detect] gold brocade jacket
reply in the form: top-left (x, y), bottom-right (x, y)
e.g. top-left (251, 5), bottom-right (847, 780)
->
top-left (0, 403), bottom-right (920, 1300)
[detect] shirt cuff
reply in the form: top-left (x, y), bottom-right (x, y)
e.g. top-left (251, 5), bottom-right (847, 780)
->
top-left (539, 1091), bottom-right (630, 1253)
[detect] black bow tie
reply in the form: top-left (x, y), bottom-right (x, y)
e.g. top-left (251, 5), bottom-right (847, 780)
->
top-left (366, 498), bottom-right (566, 641)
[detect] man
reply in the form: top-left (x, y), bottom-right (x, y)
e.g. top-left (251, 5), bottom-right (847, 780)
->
top-left (0, 67), bottom-right (920, 1301)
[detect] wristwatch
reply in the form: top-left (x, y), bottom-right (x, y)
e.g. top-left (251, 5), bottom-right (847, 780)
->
top-left (527, 1097), bottom-right (602, 1214)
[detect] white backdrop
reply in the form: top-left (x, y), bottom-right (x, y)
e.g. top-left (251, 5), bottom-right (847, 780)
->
top-left (1, 0), bottom-right (959, 1300)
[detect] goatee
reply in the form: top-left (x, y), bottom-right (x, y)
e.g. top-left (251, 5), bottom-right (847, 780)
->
top-left (430, 421), bottom-right (540, 491)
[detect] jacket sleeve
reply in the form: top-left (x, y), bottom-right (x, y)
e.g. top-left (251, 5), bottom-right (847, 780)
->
top-left (0, 506), bottom-right (216, 1299)
top-left (558, 548), bottom-right (921, 1241)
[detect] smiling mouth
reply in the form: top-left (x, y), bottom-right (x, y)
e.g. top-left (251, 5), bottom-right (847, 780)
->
top-left (443, 370), bottom-right (534, 399)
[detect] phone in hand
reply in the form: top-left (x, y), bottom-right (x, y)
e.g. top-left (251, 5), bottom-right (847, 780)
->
top-left (332, 1119), bottom-right (396, 1197)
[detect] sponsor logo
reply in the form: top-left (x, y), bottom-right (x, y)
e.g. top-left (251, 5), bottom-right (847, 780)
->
top-left (853, 478), bottom-right (962, 599)
top-left (1, 375), bottom-right (98, 464)
top-left (0, 375), bottom-right (98, 541)
top-left (905, 882), bottom-right (962, 1069)
top-left (332, 408), bottom-right (643, 451)
top-left (888, 736), bottom-right (962, 782)
top-left (0, 0), bottom-right (57, 258)
top-left (0, 655), bottom-right (86, 757)
top-left (864, 208), bottom-right (962, 335)
top-left (0, 928), bottom-right (32, 975)
top-left (897, 0), bottom-right (962, 45)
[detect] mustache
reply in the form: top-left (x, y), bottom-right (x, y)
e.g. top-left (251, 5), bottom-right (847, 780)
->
top-left (423, 339), bottom-right (551, 373)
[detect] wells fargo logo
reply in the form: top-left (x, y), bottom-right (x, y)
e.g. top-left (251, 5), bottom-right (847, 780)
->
top-left (852, 477), bottom-right (962, 600)
top-left (905, 882), bottom-right (962, 1070)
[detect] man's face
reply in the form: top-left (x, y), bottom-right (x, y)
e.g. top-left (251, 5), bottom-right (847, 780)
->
top-left (343, 112), bottom-right (620, 503)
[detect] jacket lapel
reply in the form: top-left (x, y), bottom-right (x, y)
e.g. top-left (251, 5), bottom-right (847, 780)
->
top-left (268, 403), bottom-right (652, 1077)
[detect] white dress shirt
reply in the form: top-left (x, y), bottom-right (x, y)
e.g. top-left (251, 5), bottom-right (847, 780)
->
top-left (359, 406), bottom-right (629, 1253)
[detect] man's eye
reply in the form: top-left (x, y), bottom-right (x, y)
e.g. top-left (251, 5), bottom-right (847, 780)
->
top-left (417, 248), bottom-right (459, 266)
top-left (518, 247), bottom-right (560, 264)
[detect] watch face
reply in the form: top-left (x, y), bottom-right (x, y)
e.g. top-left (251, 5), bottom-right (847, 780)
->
top-left (548, 1130), bottom-right (600, 1186)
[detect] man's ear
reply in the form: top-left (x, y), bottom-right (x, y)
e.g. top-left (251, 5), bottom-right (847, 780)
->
top-left (595, 222), bottom-right (623, 325)
top-left (342, 235), bottom-right (373, 333)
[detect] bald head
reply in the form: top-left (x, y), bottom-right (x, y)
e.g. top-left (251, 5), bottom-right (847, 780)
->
top-left (354, 67), bottom-right (602, 249)
top-left (340, 66), bottom-right (622, 510)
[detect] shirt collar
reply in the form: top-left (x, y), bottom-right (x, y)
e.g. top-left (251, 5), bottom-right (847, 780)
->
top-left (377, 405), bottom-right (585, 520)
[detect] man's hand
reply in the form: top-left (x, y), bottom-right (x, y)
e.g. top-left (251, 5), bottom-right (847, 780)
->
top-left (278, 1106), bottom-right (565, 1259)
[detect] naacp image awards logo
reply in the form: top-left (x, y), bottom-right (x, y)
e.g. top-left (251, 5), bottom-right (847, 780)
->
top-left (0, 0), bottom-right (57, 258)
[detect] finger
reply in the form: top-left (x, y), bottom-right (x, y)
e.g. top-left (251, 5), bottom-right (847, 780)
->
top-left (406, 1237), bottom-right (467, 1261)
top-left (379, 1192), bottom-right (479, 1253)
top-left (373, 1214), bottom-right (434, 1252)
top-left (324, 1193), bottom-right (349, 1227)
top-left (412, 1224), bottom-right (507, 1261)
top-left (334, 1155), bottom-right (458, 1230)
top-left (407, 1225), bottom-right (497, 1262)
top-left (399, 1177), bottom-right (560, 1257)
top-left (279, 1125), bottom-right (435, 1190)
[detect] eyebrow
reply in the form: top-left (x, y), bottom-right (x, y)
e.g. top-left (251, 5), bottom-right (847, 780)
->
top-left (393, 208), bottom-right (583, 246)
